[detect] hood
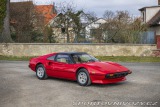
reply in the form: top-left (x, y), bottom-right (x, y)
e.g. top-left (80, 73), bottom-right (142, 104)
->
top-left (85, 61), bottom-right (129, 74)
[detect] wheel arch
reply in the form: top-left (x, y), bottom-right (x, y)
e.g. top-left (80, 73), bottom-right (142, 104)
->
top-left (76, 67), bottom-right (92, 86)
top-left (76, 67), bottom-right (89, 75)
top-left (35, 62), bottom-right (43, 71)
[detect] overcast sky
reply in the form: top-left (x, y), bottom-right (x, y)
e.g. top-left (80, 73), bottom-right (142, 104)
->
top-left (11, 0), bottom-right (158, 17)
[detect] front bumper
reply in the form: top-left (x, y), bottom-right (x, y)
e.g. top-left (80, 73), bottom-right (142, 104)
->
top-left (91, 77), bottom-right (126, 84)
top-left (90, 71), bottom-right (131, 84)
top-left (105, 71), bottom-right (130, 79)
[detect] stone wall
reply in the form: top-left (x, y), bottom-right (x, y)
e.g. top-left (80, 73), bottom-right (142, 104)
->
top-left (0, 43), bottom-right (156, 56)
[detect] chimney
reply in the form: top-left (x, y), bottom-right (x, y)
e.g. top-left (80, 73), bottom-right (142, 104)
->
top-left (52, 2), bottom-right (57, 14)
top-left (159, 0), bottom-right (160, 5)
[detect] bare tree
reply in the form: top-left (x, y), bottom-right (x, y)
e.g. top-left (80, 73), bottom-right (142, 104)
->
top-left (86, 11), bottom-right (97, 21)
top-left (10, 1), bottom-right (35, 42)
top-left (92, 10), bottom-right (147, 43)
top-left (103, 10), bottom-right (114, 21)
top-left (92, 11), bottom-right (130, 43)
top-left (54, 2), bottom-right (77, 43)
top-left (10, 0), bottom-right (57, 43)
top-left (52, 2), bottom-right (97, 43)
top-left (124, 18), bottom-right (148, 43)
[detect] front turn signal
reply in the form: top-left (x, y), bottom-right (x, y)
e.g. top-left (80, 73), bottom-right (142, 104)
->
top-left (109, 74), bottom-right (114, 76)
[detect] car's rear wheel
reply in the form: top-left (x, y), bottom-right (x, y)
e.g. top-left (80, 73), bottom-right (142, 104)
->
top-left (77, 69), bottom-right (91, 86)
top-left (36, 64), bottom-right (48, 80)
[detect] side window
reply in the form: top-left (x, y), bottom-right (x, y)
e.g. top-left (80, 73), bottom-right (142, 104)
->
top-left (47, 55), bottom-right (55, 61)
top-left (72, 55), bottom-right (81, 63)
top-left (56, 54), bottom-right (72, 64)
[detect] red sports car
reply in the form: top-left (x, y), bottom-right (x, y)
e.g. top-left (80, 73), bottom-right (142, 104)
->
top-left (29, 52), bottom-right (132, 86)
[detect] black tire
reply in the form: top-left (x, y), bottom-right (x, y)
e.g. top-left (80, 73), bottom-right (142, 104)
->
top-left (36, 64), bottom-right (48, 80)
top-left (76, 68), bottom-right (91, 86)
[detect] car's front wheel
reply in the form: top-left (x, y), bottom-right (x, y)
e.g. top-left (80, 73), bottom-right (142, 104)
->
top-left (36, 64), bottom-right (48, 80)
top-left (77, 69), bottom-right (91, 86)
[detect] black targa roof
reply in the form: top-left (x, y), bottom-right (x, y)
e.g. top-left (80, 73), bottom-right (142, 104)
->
top-left (58, 52), bottom-right (87, 55)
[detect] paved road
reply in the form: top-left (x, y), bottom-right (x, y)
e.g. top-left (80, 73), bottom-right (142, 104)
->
top-left (0, 61), bottom-right (160, 107)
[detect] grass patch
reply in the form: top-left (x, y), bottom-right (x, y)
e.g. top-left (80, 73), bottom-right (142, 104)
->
top-left (0, 55), bottom-right (160, 62)
top-left (96, 56), bottom-right (160, 62)
top-left (0, 55), bottom-right (35, 61)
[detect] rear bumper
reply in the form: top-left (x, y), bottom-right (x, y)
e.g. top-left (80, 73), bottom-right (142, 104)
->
top-left (28, 64), bottom-right (31, 68)
top-left (28, 64), bottom-right (35, 71)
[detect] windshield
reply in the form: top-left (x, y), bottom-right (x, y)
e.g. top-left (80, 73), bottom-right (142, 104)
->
top-left (72, 54), bottom-right (99, 63)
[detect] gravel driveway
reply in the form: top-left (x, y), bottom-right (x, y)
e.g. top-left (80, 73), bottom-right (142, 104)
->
top-left (0, 61), bottom-right (160, 107)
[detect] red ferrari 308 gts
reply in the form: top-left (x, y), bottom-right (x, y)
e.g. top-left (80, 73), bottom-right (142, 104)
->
top-left (29, 52), bottom-right (132, 86)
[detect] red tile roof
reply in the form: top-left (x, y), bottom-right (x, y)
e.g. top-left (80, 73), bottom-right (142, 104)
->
top-left (35, 5), bottom-right (57, 24)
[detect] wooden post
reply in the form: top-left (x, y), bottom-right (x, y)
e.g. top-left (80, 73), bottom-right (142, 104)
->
top-left (156, 35), bottom-right (160, 49)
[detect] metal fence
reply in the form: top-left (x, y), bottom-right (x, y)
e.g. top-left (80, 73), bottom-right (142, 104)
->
top-left (140, 31), bottom-right (155, 44)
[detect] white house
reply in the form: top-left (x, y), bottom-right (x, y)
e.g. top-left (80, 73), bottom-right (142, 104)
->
top-left (85, 18), bottom-right (106, 40)
top-left (139, 0), bottom-right (160, 38)
top-left (48, 12), bottom-right (97, 43)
